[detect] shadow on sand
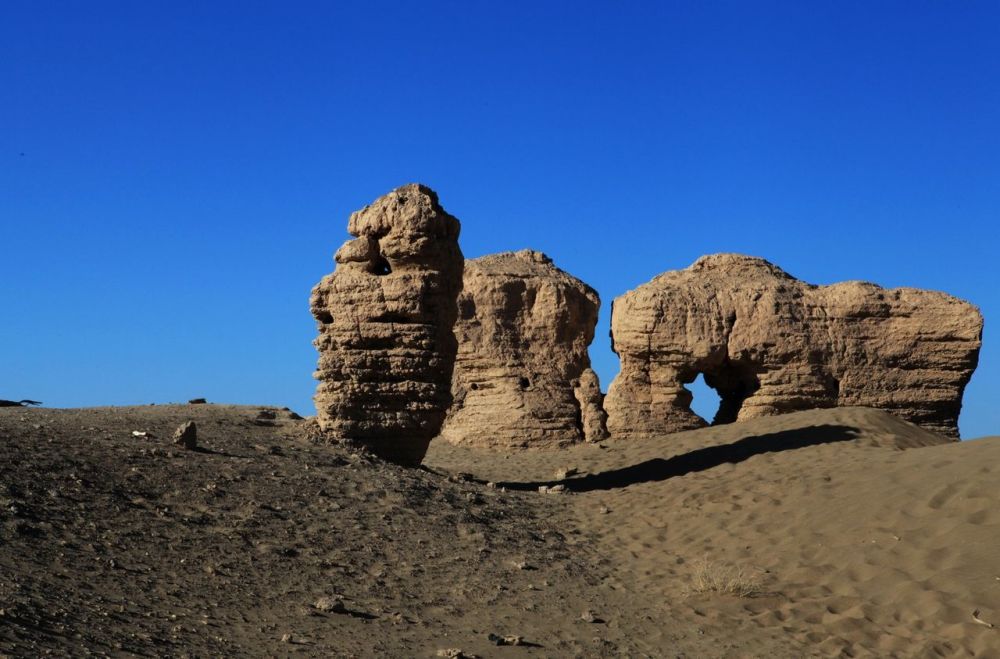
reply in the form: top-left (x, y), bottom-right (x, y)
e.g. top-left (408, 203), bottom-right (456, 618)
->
top-left (498, 424), bottom-right (860, 493)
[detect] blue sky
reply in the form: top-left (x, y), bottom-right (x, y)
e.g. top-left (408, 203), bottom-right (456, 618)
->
top-left (2, 2), bottom-right (997, 437)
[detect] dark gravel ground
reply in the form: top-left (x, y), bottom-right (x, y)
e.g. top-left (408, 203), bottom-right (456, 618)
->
top-left (0, 404), bottom-right (681, 658)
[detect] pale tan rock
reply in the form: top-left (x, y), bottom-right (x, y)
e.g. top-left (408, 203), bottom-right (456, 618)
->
top-left (310, 184), bottom-right (463, 465)
top-left (605, 254), bottom-right (983, 439)
top-left (440, 250), bottom-right (608, 448)
top-left (172, 421), bottom-right (197, 450)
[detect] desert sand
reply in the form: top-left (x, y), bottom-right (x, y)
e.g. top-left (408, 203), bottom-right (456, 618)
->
top-left (2, 403), bottom-right (998, 657)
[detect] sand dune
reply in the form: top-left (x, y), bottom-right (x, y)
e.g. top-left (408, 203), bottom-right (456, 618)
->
top-left (428, 407), bottom-right (1000, 657)
top-left (2, 404), bottom-right (998, 656)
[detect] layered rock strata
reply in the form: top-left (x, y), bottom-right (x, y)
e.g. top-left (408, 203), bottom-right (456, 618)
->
top-left (440, 250), bottom-right (609, 448)
top-left (605, 254), bottom-right (983, 439)
top-left (310, 184), bottom-right (464, 465)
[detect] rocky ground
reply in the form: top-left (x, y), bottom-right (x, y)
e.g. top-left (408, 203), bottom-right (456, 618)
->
top-left (2, 404), bottom-right (999, 657)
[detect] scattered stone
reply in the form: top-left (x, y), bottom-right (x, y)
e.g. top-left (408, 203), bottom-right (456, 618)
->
top-left (131, 431), bottom-right (153, 438)
top-left (487, 633), bottom-right (523, 646)
top-left (606, 254), bottom-right (983, 438)
top-left (256, 410), bottom-right (276, 420)
top-left (598, 505), bottom-right (610, 515)
top-left (581, 610), bottom-right (604, 623)
top-left (287, 411), bottom-right (304, 420)
top-left (441, 250), bottom-right (609, 449)
top-left (555, 467), bottom-right (578, 480)
top-left (437, 650), bottom-right (478, 659)
top-left (280, 633), bottom-right (292, 643)
top-left (972, 609), bottom-right (995, 628)
top-left (311, 184), bottom-right (464, 466)
top-left (313, 596), bottom-right (347, 614)
top-left (187, 398), bottom-right (207, 405)
top-left (172, 422), bottom-right (197, 450)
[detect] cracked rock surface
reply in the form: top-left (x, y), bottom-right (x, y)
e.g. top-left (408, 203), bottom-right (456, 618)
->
top-left (310, 184), bottom-right (464, 465)
top-left (440, 250), bottom-right (609, 448)
top-left (605, 254), bottom-right (983, 439)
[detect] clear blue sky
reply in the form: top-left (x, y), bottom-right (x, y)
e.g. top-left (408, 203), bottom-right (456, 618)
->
top-left (2, 2), bottom-right (997, 437)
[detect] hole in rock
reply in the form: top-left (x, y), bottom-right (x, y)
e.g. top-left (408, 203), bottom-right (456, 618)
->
top-left (518, 377), bottom-right (530, 390)
top-left (315, 310), bottom-right (333, 324)
top-left (688, 374), bottom-right (722, 425)
top-left (371, 257), bottom-right (392, 276)
top-left (685, 361), bottom-right (760, 426)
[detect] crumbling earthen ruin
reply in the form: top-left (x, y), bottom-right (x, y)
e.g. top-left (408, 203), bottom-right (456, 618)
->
top-left (310, 184), bottom-right (464, 465)
top-left (605, 254), bottom-right (983, 439)
top-left (439, 250), bottom-right (609, 448)
top-left (312, 186), bottom-right (983, 457)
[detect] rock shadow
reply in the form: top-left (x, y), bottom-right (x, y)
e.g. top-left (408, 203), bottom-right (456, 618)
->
top-left (499, 424), bottom-right (859, 493)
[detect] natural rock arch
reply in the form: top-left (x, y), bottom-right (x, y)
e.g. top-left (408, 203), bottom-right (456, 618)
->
top-left (682, 359), bottom-right (762, 426)
top-left (605, 254), bottom-right (983, 439)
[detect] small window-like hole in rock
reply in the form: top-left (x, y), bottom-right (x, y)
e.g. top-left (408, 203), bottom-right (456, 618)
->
top-left (458, 298), bottom-right (477, 319)
top-left (519, 377), bottom-right (530, 390)
top-left (469, 383), bottom-right (479, 391)
top-left (688, 373), bottom-right (721, 425)
top-left (828, 377), bottom-right (841, 399)
top-left (315, 310), bottom-right (333, 324)
top-left (371, 257), bottom-right (392, 276)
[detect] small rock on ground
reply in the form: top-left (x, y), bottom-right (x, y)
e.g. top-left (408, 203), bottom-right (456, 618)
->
top-left (172, 421), bottom-right (197, 450)
top-left (313, 596), bottom-right (347, 614)
top-left (487, 633), bottom-right (523, 646)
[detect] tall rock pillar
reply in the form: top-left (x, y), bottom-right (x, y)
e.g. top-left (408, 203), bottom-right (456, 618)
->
top-left (310, 184), bottom-right (464, 465)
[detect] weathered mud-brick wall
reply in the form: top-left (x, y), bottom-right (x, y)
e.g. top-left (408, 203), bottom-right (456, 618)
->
top-left (605, 254), bottom-right (983, 439)
top-left (310, 184), bottom-right (464, 465)
top-left (440, 250), bottom-right (609, 448)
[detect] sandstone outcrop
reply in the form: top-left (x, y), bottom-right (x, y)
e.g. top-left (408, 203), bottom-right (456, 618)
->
top-left (440, 250), bottom-right (609, 448)
top-left (605, 254), bottom-right (983, 439)
top-left (310, 184), bottom-right (464, 465)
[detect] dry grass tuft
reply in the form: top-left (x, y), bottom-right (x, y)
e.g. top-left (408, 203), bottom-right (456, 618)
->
top-left (690, 558), bottom-right (763, 598)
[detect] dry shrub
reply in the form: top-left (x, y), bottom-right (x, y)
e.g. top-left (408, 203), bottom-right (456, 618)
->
top-left (690, 558), bottom-right (762, 598)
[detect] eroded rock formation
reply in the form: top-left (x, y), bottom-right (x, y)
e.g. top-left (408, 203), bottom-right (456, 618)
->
top-left (310, 184), bottom-right (464, 465)
top-left (606, 254), bottom-right (983, 439)
top-left (440, 250), bottom-right (609, 448)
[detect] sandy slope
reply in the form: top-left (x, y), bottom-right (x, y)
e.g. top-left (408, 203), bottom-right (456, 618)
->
top-left (1, 404), bottom-right (999, 657)
top-left (428, 408), bottom-right (1000, 658)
